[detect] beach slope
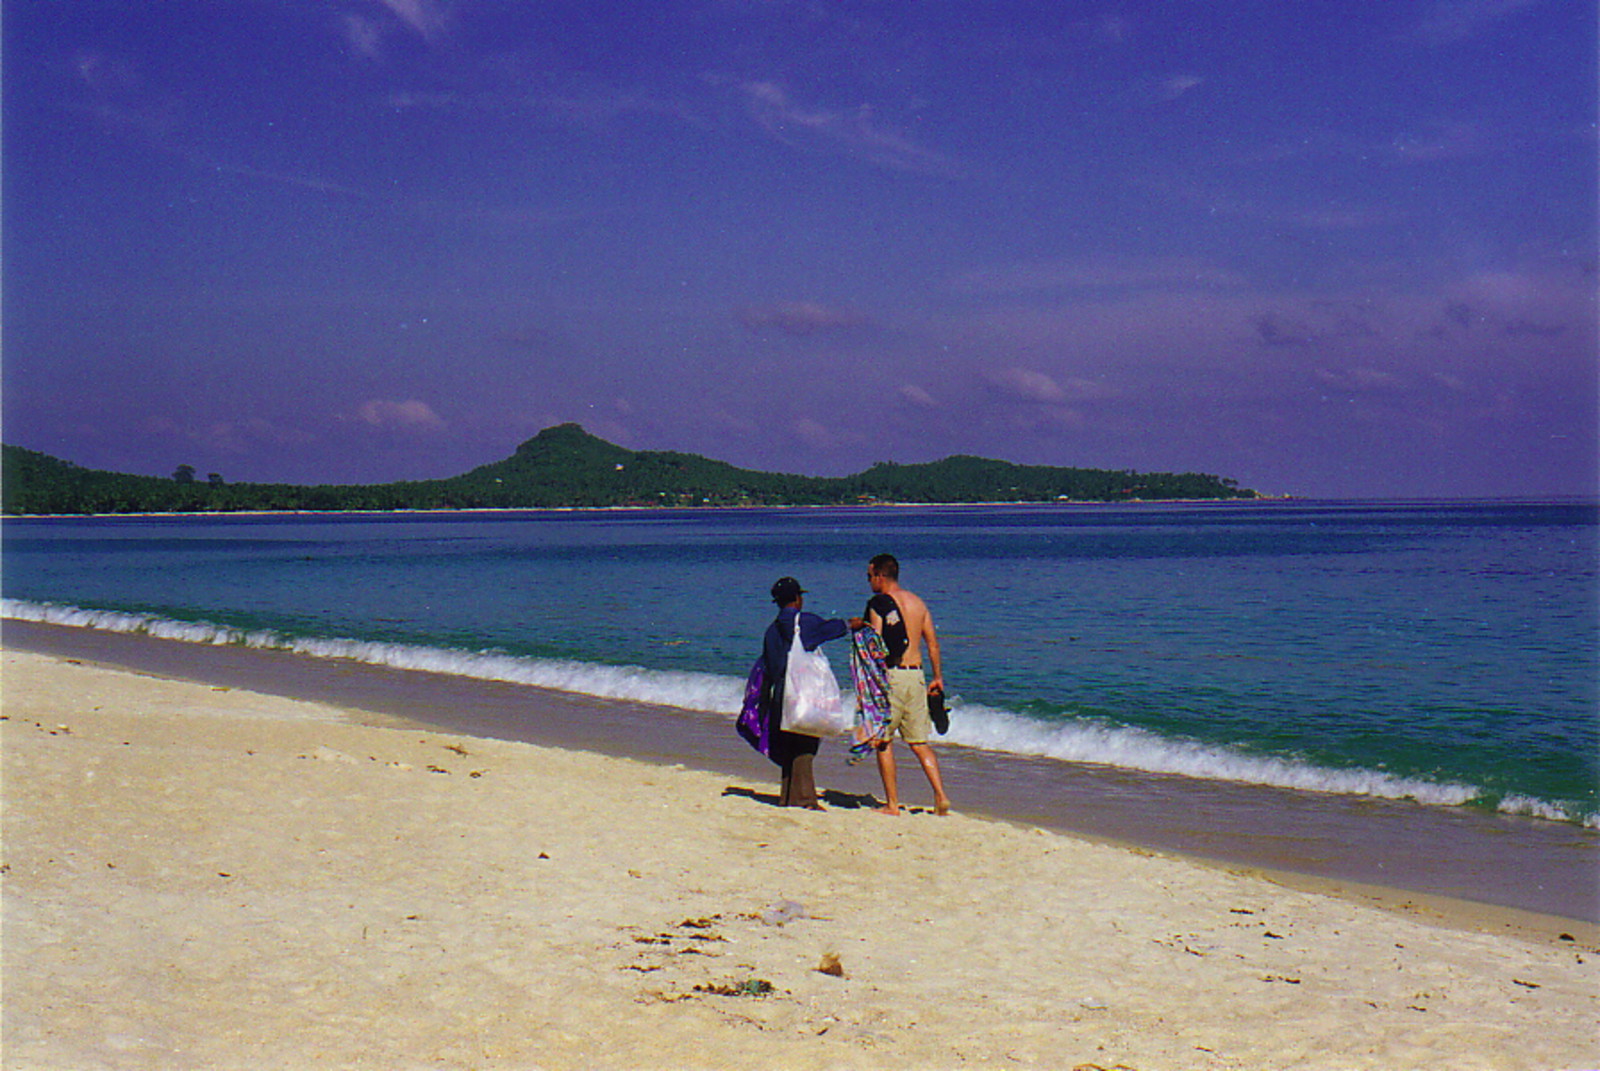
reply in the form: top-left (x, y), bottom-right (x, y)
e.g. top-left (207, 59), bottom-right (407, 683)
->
top-left (3, 650), bottom-right (1595, 1070)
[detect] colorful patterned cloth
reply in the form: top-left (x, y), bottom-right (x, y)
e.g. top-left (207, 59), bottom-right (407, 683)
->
top-left (847, 626), bottom-right (891, 764)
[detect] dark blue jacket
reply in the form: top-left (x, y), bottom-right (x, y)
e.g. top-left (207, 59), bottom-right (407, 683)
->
top-left (761, 606), bottom-right (849, 731)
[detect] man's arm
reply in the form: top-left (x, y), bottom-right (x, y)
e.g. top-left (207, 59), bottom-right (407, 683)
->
top-left (923, 614), bottom-right (943, 693)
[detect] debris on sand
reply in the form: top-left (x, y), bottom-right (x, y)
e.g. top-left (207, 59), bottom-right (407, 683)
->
top-left (759, 899), bottom-right (807, 926)
top-left (694, 978), bottom-right (774, 997)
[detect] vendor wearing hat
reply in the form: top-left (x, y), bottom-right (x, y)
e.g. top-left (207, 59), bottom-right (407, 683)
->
top-left (758, 576), bottom-right (853, 808)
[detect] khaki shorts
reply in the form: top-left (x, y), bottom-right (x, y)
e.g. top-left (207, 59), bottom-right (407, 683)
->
top-left (886, 667), bottom-right (932, 744)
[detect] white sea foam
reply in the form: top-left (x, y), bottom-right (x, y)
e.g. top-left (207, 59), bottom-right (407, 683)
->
top-left (286, 635), bottom-right (744, 713)
top-left (941, 701), bottom-right (1484, 808)
top-left (1498, 793), bottom-right (1599, 829)
top-left (1, 599), bottom-right (744, 715)
top-left (7, 598), bottom-right (1593, 827)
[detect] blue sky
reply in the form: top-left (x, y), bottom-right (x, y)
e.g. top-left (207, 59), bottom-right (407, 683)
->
top-left (4, 1), bottom-right (1595, 496)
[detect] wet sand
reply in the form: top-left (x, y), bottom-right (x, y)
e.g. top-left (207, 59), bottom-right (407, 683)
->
top-left (4, 646), bottom-right (1597, 1070)
top-left (5, 619), bottom-right (1596, 924)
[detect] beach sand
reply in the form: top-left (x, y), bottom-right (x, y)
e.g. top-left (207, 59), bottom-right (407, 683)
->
top-left (3, 649), bottom-right (1596, 1070)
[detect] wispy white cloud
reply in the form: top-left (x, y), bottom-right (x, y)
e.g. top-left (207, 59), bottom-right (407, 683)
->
top-left (65, 98), bottom-right (182, 143)
top-left (733, 80), bottom-right (961, 177)
top-left (982, 367), bottom-right (1114, 405)
top-left (354, 398), bottom-right (446, 432)
top-left (1314, 366), bottom-right (1403, 393)
top-left (145, 415), bottom-right (316, 453)
top-left (1096, 14), bottom-right (1133, 43)
top-left (786, 415), bottom-right (872, 456)
top-left (177, 148), bottom-right (371, 198)
top-left (986, 367), bottom-right (1066, 404)
top-left (342, 14), bottom-right (385, 59)
top-left (1413, 0), bottom-right (1542, 45)
top-left (338, 0), bottom-right (449, 59)
top-left (66, 41), bottom-right (368, 200)
top-left (73, 50), bottom-right (141, 93)
top-left (1501, 319), bottom-right (1566, 338)
top-left (64, 98), bottom-right (369, 200)
top-left (793, 416), bottom-right (836, 449)
top-left (537, 89), bottom-right (705, 130)
top-left (736, 301), bottom-right (868, 337)
top-left (385, 86), bottom-right (703, 132)
top-left (1391, 121), bottom-right (1486, 161)
top-left (950, 256), bottom-right (1250, 296)
top-left (1160, 74), bottom-right (1205, 101)
top-left (1253, 302), bottom-right (1381, 348)
top-left (372, 0), bottom-right (450, 42)
top-left (1234, 116), bottom-right (1540, 173)
top-left (1251, 312), bottom-right (1317, 348)
top-left (1168, 181), bottom-right (1406, 231)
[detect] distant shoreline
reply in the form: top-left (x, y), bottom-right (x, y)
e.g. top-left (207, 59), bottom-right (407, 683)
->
top-left (15, 494), bottom-right (1600, 522)
top-left (5, 497), bottom-right (1288, 520)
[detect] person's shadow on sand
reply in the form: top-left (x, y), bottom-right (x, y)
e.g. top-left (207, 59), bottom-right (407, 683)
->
top-left (721, 786), bottom-right (880, 810)
top-left (721, 786), bottom-right (781, 807)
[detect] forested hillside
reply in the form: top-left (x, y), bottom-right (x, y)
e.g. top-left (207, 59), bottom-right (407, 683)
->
top-left (2, 423), bottom-right (1257, 514)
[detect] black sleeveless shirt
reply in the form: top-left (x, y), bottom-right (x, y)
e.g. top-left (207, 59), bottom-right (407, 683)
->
top-left (866, 593), bottom-right (911, 667)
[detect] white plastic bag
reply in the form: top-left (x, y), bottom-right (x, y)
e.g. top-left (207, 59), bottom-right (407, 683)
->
top-left (780, 616), bottom-right (849, 736)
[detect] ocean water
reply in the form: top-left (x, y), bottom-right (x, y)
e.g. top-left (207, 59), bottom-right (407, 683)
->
top-left (4, 501), bottom-right (1596, 830)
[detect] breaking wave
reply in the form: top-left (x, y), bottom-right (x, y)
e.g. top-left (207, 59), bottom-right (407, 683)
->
top-left (6, 598), bottom-right (1594, 829)
top-left (1, 599), bottom-right (743, 713)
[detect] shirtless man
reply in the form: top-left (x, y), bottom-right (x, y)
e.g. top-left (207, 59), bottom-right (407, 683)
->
top-left (861, 553), bottom-right (951, 816)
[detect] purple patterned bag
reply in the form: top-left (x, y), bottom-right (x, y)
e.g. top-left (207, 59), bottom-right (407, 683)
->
top-left (736, 657), bottom-right (771, 759)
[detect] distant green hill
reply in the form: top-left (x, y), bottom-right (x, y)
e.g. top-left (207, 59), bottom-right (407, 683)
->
top-left (1, 423), bottom-right (1256, 515)
top-left (847, 455), bottom-right (1248, 503)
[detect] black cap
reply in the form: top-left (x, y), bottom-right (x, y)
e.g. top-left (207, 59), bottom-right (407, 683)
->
top-left (770, 576), bottom-right (806, 605)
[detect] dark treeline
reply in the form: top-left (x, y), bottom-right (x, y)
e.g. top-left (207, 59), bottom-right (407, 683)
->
top-left (2, 423), bottom-right (1258, 515)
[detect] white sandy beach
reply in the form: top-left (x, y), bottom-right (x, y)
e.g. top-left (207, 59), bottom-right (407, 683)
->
top-left (3, 648), bottom-right (1596, 1070)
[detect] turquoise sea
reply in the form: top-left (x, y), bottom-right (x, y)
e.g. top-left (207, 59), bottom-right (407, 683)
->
top-left (4, 500), bottom-right (1596, 831)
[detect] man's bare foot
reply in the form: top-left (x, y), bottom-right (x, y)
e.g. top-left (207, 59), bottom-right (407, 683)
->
top-left (875, 805), bottom-right (901, 816)
top-left (934, 799), bottom-right (951, 816)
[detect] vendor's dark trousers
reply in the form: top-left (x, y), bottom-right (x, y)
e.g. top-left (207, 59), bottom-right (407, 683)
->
top-left (780, 752), bottom-right (818, 807)
top-left (774, 731), bottom-right (820, 808)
